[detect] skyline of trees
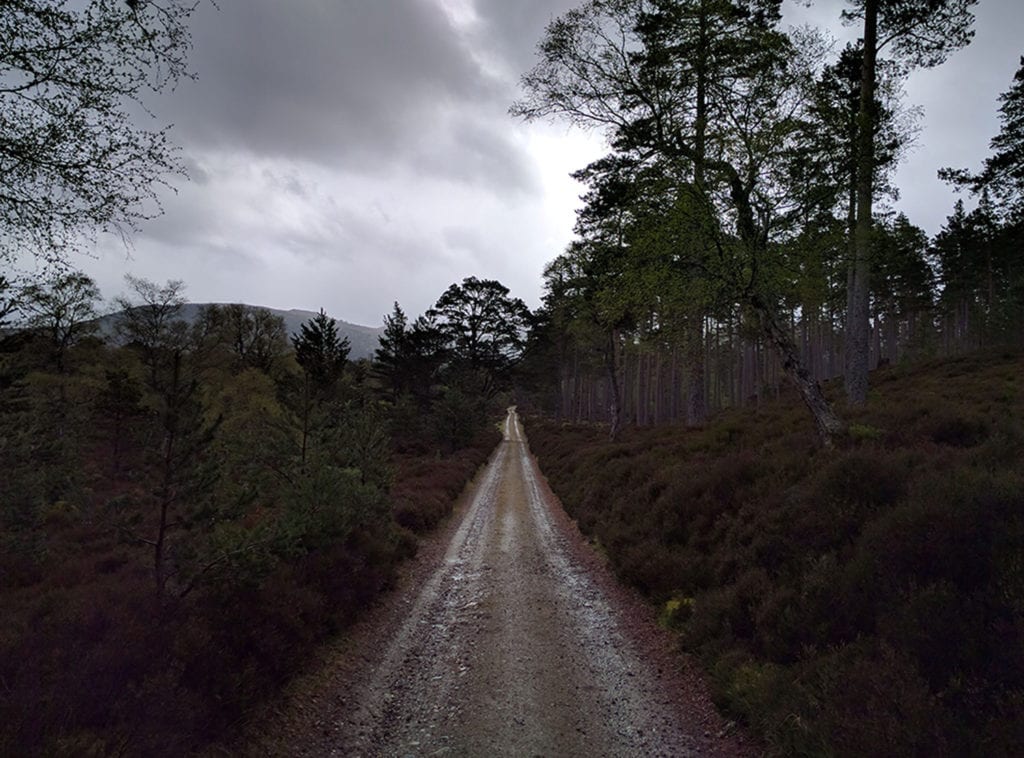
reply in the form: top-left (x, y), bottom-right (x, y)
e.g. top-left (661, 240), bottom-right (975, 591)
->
top-left (509, 0), bottom-right (1015, 444)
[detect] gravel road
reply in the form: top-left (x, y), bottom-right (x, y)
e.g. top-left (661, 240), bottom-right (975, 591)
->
top-left (239, 409), bottom-right (755, 757)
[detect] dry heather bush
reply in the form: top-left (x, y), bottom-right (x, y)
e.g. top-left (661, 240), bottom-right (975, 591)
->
top-left (526, 349), bottom-right (1024, 756)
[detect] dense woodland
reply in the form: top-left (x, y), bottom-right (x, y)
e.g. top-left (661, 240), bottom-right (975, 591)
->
top-left (524, 195), bottom-right (1022, 426)
top-left (506, 1), bottom-right (1024, 754)
top-left (0, 273), bottom-right (522, 753)
top-left (512, 0), bottom-right (1022, 443)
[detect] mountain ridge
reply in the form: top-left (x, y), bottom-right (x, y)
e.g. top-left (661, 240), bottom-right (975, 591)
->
top-left (94, 302), bottom-right (385, 360)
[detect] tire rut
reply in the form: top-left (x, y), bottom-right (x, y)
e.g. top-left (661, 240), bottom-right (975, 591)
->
top-left (238, 409), bottom-right (756, 758)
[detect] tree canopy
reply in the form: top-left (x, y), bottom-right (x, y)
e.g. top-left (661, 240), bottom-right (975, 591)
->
top-left (0, 0), bottom-right (201, 265)
top-left (291, 308), bottom-right (350, 392)
top-left (514, 0), bottom-right (850, 443)
top-left (19, 270), bottom-right (101, 371)
top-left (427, 276), bottom-right (531, 387)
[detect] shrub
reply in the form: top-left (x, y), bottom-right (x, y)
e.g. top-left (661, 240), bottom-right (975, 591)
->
top-left (924, 411), bottom-right (989, 447)
top-left (797, 641), bottom-right (951, 757)
top-left (527, 350), bottom-right (1024, 756)
top-left (0, 419), bottom-right (500, 756)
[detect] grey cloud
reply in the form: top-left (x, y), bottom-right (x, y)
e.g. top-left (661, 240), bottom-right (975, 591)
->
top-left (413, 117), bottom-right (539, 194)
top-left (182, 155), bottom-right (211, 185)
top-left (169, 0), bottom-right (506, 165)
top-left (260, 168), bottom-right (311, 199)
top-left (471, 0), bottom-right (582, 77)
top-left (139, 181), bottom-right (226, 248)
top-left (442, 225), bottom-right (485, 255)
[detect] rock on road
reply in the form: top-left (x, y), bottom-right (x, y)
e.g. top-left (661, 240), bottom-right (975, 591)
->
top-left (241, 409), bottom-right (754, 757)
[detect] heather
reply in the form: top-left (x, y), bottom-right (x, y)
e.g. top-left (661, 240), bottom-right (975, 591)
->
top-left (0, 291), bottom-right (501, 756)
top-left (527, 349), bottom-right (1024, 756)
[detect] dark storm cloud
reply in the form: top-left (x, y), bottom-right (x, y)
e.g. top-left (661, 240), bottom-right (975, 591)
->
top-left (85, 0), bottom-right (1023, 331)
top-left (165, 0), bottom-right (531, 189)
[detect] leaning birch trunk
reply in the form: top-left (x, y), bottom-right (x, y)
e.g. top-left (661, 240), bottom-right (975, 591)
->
top-left (750, 294), bottom-right (846, 447)
top-left (727, 159), bottom-right (846, 445)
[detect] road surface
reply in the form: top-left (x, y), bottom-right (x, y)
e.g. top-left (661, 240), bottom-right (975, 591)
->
top-left (242, 408), bottom-right (752, 757)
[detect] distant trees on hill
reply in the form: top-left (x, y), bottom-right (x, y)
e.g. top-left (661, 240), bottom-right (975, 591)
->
top-left (0, 271), bottom-right (515, 604)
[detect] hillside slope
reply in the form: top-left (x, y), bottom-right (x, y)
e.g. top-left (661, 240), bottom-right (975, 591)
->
top-left (526, 349), bottom-right (1024, 757)
top-left (93, 303), bottom-right (384, 360)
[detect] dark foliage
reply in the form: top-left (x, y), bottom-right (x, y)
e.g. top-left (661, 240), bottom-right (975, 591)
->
top-left (391, 427), bottom-right (500, 532)
top-left (0, 282), bottom-right (502, 755)
top-left (291, 308), bottom-right (350, 393)
top-left (527, 349), bottom-right (1024, 756)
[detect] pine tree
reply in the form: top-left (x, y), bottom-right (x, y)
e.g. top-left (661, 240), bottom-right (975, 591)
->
top-left (291, 308), bottom-right (350, 394)
top-left (427, 277), bottom-right (530, 395)
top-left (843, 0), bottom-right (976, 405)
top-left (374, 302), bottom-right (410, 400)
top-left (514, 0), bottom-right (847, 444)
top-left (290, 309), bottom-right (349, 464)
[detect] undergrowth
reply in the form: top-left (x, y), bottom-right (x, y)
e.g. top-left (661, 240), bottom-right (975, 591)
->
top-left (0, 426), bottom-right (500, 756)
top-left (527, 348), bottom-right (1024, 757)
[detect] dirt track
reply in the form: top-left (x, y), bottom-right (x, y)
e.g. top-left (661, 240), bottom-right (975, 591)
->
top-left (241, 409), bottom-right (754, 757)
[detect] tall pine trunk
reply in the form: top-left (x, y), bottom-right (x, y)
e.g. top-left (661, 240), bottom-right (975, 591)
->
top-left (686, 314), bottom-right (707, 427)
top-left (846, 0), bottom-right (878, 406)
top-left (606, 329), bottom-right (623, 440)
top-left (684, 3), bottom-right (709, 428)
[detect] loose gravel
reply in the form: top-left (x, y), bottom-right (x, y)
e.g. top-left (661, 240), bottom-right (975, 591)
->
top-left (233, 410), bottom-right (759, 757)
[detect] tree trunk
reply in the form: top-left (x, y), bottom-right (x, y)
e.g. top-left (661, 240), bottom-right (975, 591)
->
top-left (845, 0), bottom-right (878, 406)
top-left (752, 295), bottom-right (846, 446)
top-left (154, 351), bottom-right (182, 598)
top-left (572, 347), bottom-right (581, 421)
top-left (686, 313), bottom-right (707, 427)
top-left (301, 372), bottom-right (310, 464)
top-left (669, 345), bottom-right (679, 422)
top-left (606, 330), bottom-right (623, 440)
top-left (683, 1), bottom-right (710, 425)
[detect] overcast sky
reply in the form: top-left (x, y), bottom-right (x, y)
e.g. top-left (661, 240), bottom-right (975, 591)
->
top-left (65, 0), bottom-right (1024, 326)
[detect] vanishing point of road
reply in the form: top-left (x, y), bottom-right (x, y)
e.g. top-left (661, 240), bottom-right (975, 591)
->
top-left (242, 409), bottom-right (754, 757)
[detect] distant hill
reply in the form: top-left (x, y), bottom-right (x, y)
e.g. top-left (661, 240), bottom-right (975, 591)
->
top-left (94, 303), bottom-right (385, 360)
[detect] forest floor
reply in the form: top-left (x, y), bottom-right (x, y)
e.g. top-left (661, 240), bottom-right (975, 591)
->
top-left (227, 408), bottom-right (755, 757)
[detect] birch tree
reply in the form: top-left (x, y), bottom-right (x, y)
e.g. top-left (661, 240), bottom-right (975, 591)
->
top-left (1, 0), bottom-right (202, 264)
